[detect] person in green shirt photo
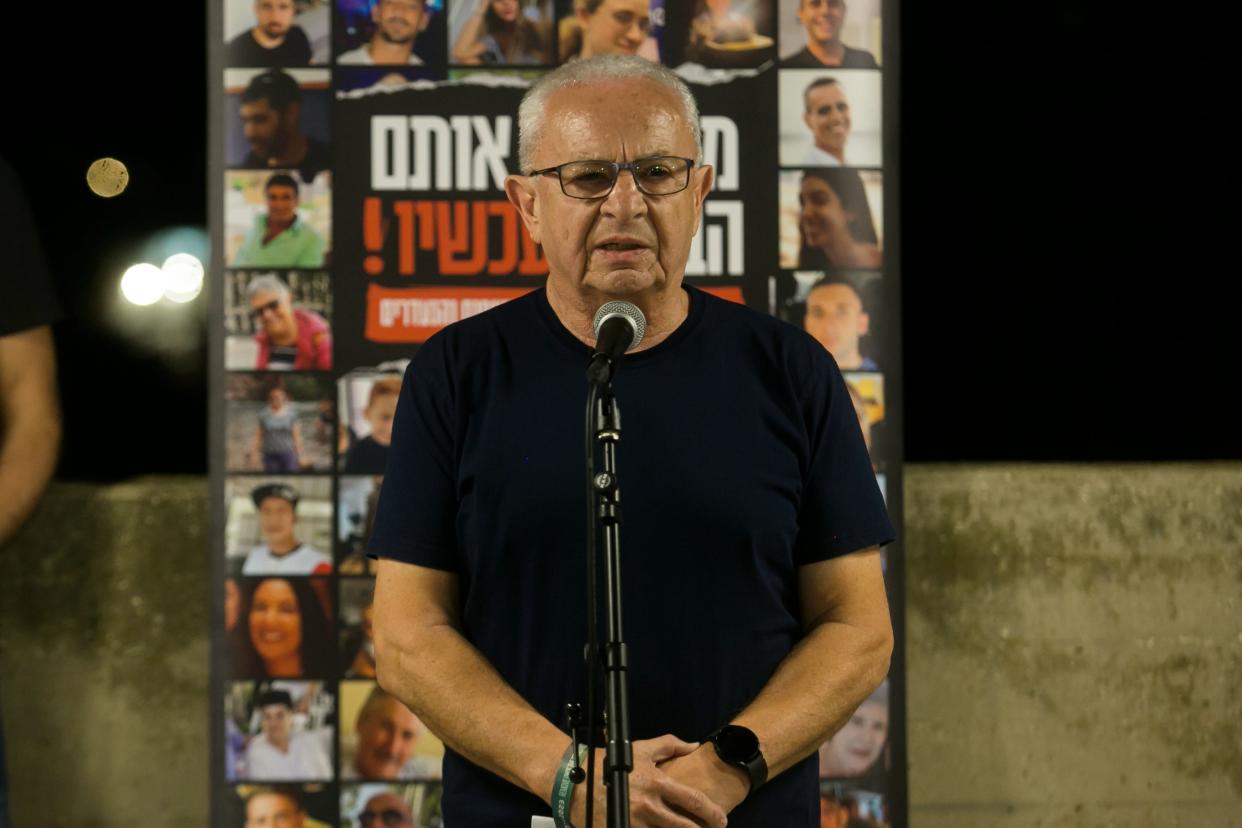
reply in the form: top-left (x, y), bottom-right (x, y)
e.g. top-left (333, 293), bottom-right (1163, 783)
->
top-left (233, 173), bottom-right (326, 268)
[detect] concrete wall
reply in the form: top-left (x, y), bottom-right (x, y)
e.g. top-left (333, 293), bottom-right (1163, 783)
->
top-left (0, 467), bottom-right (1238, 826)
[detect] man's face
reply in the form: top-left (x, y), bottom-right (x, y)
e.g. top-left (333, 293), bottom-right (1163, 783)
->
top-left (359, 793), bottom-right (413, 827)
top-left (825, 699), bottom-right (888, 776)
top-left (265, 185), bottom-right (299, 224)
top-left (250, 289), bottom-right (295, 338)
top-left (355, 697), bottom-right (422, 779)
top-left (258, 496), bottom-right (297, 544)
top-left (246, 793), bottom-right (304, 828)
top-left (804, 83), bottom-right (850, 156)
top-left (803, 283), bottom-right (868, 363)
top-left (260, 702), bottom-right (293, 746)
top-left (579, 0), bottom-right (651, 57)
top-left (372, 0), bottom-right (426, 46)
top-left (507, 79), bottom-right (713, 308)
top-left (255, 0), bottom-right (296, 39)
top-left (797, 0), bottom-right (846, 45)
top-left (240, 98), bottom-right (289, 161)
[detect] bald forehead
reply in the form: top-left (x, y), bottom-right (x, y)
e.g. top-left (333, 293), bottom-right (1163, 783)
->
top-left (365, 793), bottom-right (410, 813)
top-left (535, 79), bottom-right (695, 165)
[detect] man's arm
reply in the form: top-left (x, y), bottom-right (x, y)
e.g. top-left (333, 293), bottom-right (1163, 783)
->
top-left (662, 547), bottom-right (893, 810)
top-left (0, 325), bottom-right (62, 545)
top-left (373, 557), bottom-right (728, 828)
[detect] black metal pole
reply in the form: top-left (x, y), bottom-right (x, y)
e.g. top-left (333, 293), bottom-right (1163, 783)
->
top-left (593, 385), bottom-right (632, 828)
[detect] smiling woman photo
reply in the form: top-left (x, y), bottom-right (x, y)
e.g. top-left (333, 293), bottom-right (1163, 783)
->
top-left (233, 577), bottom-right (333, 678)
top-left (797, 168), bottom-right (882, 269)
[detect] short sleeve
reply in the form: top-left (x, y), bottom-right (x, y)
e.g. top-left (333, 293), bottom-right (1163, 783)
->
top-left (0, 155), bottom-right (61, 336)
top-left (367, 336), bottom-right (461, 571)
top-left (793, 349), bottom-right (895, 565)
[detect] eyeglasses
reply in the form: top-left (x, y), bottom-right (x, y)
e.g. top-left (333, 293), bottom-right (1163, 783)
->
top-left (358, 809), bottom-right (410, 828)
top-left (611, 9), bottom-right (651, 32)
top-left (528, 156), bottom-right (695, 199)
top-left (250, 299), bottom-right (282, 319)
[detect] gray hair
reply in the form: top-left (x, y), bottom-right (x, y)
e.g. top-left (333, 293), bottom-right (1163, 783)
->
top-left (245, 274), bottom-right (291, 301)
top-left (517, 55), bottom-right (703, 173)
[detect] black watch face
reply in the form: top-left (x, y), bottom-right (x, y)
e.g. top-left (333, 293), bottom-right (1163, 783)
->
top-left (716, 725), bottom-right (759, 761)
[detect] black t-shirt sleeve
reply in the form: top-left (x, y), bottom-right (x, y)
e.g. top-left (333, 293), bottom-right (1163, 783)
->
top-left (793, 346), bottom-right (894, 564)
top-left (288, 27), bottom-right (313, 65)
top-left (0, 156), bottom-right (61, 336)
top-left (367, 336), bottom-right (461, 570)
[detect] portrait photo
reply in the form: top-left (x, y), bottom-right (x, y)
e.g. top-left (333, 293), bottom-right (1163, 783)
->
top-left (449, 0), bottom-right (555, 65)
top-left (778, 0), bottom-right (881, 68)
top-left (678, 0), bottom-right (775, 69)
top-left (225, 271), bottom-right (333, 371)
top-left (339, 681), bottom-right (445, 782)
top-left (225, 475), bottom-right (333, 577)
top-left (779, 69), bottom-right (881, 168)
top-left (227, 783), bottom-right (337, 827)
top-left (336, 0), bottom-right (448, 68)
top-left (225, 680), bottom-right (336, 782)
top-left (556, 0), bottom-right (661, 64)
top-left (779, 168), bottom-right (883, 269)
top-left (789, 271), bottom-right (882, 371)
top-left (338, 367), bottom-right (407, 475)
top-left (225, 0), bottom-right (332, 66)
top-left (338, 475), bottom-right (384, 575)
top-left (341, 782), bottom-right (444, 828)
top-left (227, 373), bottom-right (335, 472)
top-left (226, 69), bottom-right (331, 183)
top-left (225, 170), bottom-right (332, 269)
top-left (339, 576), bottom-right (378, 678)
top-left (230, 577), bottom-right (335, 679)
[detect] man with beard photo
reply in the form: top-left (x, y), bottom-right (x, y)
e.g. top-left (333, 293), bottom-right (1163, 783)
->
top-left (338, 0), bottom-right (432, 65)
top-left (227, 0), bottom-right (313, 66)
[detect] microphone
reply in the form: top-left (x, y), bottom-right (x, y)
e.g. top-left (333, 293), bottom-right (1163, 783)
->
top-left (586, 301), bottom-right (647, 385)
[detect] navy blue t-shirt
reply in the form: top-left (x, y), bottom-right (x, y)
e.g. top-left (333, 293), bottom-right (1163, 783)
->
top-left (369, 285), bottom-right (894, 826)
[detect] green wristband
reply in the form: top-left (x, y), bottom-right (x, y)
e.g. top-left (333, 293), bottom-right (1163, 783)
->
top-left (551, 741), bottom-right (588, 828)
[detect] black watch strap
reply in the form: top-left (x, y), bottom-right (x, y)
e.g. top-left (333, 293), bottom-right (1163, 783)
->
top-left (708, 724), bottom-right (768, 794)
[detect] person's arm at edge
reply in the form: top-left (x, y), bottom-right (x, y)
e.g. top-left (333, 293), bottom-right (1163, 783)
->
top-left (291, 420), bottom-right (307, 467)
top-left (451, 1), bottom-right (489, 63)
top-left (661, 546), bottom-right (893, 811)
top-left (0, 326), bottom-right (62, 546)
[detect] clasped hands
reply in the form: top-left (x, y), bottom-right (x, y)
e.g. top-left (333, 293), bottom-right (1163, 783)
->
top-left (568, 734), bottom-right (751, 828)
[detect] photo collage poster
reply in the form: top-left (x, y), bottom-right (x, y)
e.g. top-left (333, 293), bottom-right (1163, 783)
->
top-left (210, 0), bottom-right (903, 825)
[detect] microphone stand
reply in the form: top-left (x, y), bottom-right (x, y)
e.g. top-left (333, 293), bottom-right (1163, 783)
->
top-left (575, 379), bottom-right (633, 828)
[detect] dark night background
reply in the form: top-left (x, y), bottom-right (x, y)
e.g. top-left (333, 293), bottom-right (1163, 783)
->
top-left (1, 2), bottom-right (1237, 481)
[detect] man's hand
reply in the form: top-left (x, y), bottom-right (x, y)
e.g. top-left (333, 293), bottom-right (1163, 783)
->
top-left (658, 743), bottom-right (749, 817)
top-left (569, 735), bottom-right (728, 828)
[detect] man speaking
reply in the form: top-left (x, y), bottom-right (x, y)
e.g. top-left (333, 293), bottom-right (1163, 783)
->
top-left (369, 56), bottom-right (894, 826)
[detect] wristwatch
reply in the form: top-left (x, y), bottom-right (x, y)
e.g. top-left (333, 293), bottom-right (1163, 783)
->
top-left (707, 724), bottom-right (767, 794)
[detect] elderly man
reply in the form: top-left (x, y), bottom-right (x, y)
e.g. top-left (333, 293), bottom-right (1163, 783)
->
top-left (237, 70), bottom-right (330, 183)
top-left (244, 786), bottom-right (306, 828)
top-left (342, 684), bottom-right (440, 780)
top-left (247, 274), bottom-right (332, 371)
top-left (370, 55), bottom-right (892, 826)
top-left (358, 791), bottom-right (415, 828)
top-left (226, 0), bottom-right (313, 67)
top-left (338, 0), bottom-right (430, 65)
top-left (802, 78), bottom-right (851, 166)
top-left (233, 174), bottom-right (325, 269)
top-left (244, 689), bottom-right (333, 781)
top-left (783, 0), bottom-right (878, 68)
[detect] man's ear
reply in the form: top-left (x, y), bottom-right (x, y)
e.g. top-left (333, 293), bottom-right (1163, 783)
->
top-left (689, 164), bottom-right (715, 235)
top-left (504, 174), bottom-right (541, 245)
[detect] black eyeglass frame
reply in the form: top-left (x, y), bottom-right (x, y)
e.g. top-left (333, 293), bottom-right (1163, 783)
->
top-left (527, 156), bottom-right (697, 199)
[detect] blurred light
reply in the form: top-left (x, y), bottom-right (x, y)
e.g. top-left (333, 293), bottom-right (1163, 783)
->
top-left (120, 264), bottom-right (165, 306)
top-left (162, 253), bottom-right (204, 303)
top-left (86, 157), bottom-right (129, 198)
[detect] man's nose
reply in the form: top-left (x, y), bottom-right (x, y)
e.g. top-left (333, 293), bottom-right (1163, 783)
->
top-left (601, 169), bottom-right (647, 218)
